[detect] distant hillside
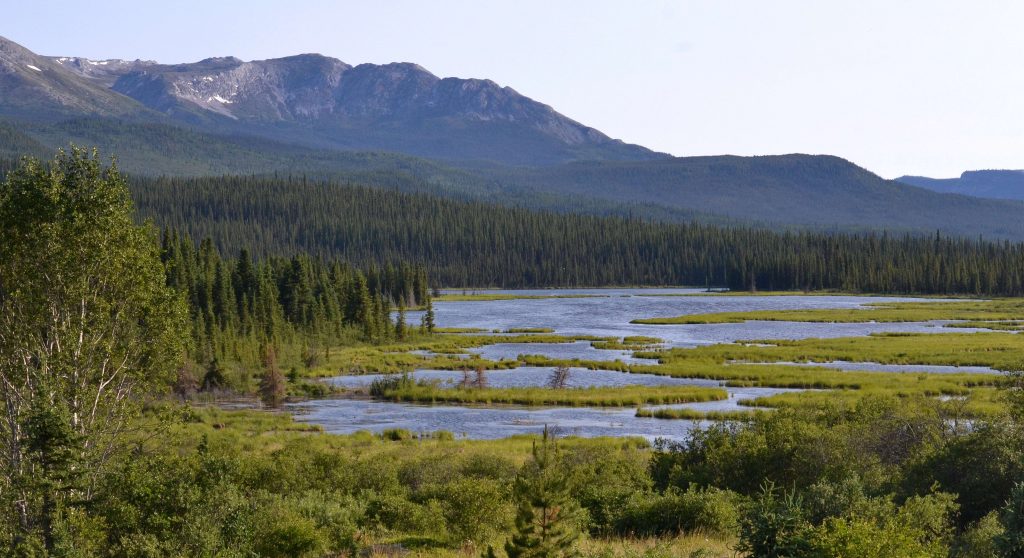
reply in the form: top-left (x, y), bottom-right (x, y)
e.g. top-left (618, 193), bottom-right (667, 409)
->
top-left (0, 119), bottom-right (714, 225)
top-left (898, 170), bottom-right (1024, 201)
top-left (471, 155), bottom-right (1024, 240)
top-left (4, 117), bottom-right (1024, 240)
top-left (0, 35), bottom-right (659, 165)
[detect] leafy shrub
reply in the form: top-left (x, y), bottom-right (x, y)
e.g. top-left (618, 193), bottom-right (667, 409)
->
top-left (380, 428), bottom-right (414, 441)
top-left (616, 486), bottom-right (741, 537)
top-left (953, 512), bottom-right (1002, 558)
top-left (809, 515), bottom-right (944, 558)
top-left (422, 477), bottom-right (514, 545)
top-left (996, 482), bottom-right (1024, 556)
top-left (369, 373), bottom-right (415, 396)
top-left (736, 483), bottom-right (814, 558)
top-left (364, 491), bottom-right (448, 538)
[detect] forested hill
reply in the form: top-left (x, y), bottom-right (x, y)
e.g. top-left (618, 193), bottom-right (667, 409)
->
top-left (898, 170), bottom-right (1024, 201)
top-left (469, 155), bottom-right (1024, 240)
top-left (4, 119), bottom-right (1024, 240)
top-left (131, 174), bottom-right (1024, 295)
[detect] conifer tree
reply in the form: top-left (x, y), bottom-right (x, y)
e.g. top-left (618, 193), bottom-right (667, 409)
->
top-left (395, 298), bottom-right (408, 340)
top-left (202, 358), bottom-right (226, 391)
top-left (422, 295), bottom-right (436, 333)
top-left (504, 427), bottom-right (581, 558)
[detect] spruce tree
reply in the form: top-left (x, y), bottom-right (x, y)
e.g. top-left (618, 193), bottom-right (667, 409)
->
top-left (395, 298), bottom-right (408, 340)
top-left (422, 295), bottom-right (436, 334)
top-left (504, 427), bottom-right (580, 558)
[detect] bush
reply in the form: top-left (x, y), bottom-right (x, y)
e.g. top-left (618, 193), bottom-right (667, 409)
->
top-left (380, 428), bottom-right (414, 441)
top-left (616, 486), bottom-right (741, 537)
top-left (809, 515), bottom-right (945, 558)
top-left (996, 482), bottom-right (1024, 556)
top-left (803, 477), bottom-right (870, 525)
top-left (253, 518), bottom-right (323, 558)
top-left (954, 512), bottom-right (1002, 558)
top-left (421, 477), bottom-right (514, 545)
top-left (364, 491), bottom-right (448, 538)
top-left (369, 373), bottom-right (415, 397)
top-left (736, 483), bottom-right (814, 558)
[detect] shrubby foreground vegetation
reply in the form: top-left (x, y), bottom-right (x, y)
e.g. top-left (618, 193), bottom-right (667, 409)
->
top-left (3, 149), bottom-right (1024, 557)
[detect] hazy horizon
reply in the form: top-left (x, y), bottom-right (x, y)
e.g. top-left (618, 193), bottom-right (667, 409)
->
top-left (7, 0), bottom-right (1022, 178)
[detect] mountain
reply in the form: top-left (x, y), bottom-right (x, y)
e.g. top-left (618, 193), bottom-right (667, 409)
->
top-left (0, 35), bottom-right (659, 165)
top-left (6, 116), bottom-right (1022, 240)
top-left (897, 170), bottom-right (1024, 201)
top-left (3, 36), bottom-right (1024, 241)
top-left (468, 155), bottom-right (1024, 239)
top-left (0, 37), bottom-right (151, 119)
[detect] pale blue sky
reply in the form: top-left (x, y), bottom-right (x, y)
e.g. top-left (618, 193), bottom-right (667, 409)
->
top-left (7, 0), bottom-right (1022, 177)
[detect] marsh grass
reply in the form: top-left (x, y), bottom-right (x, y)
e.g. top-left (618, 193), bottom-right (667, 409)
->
top-left (375, 383), bottom-right (729, 407)
top-left (592, 336), bottom-right (664, 350)
top-left (635, 407), bottom-right (760, 421)
top-left (308, 333), bottom-right (608, 376)
top-left (631, 299), bottom-right (1024, 325)
top-left (505, 327), bottom-right (556, 333)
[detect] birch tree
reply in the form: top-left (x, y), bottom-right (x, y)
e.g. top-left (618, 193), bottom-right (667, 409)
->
top-left (0, 148), bottom-right (186, 551)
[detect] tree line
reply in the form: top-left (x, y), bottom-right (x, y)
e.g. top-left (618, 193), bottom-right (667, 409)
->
top-left (159, 230), bottom-right (432, 374)
top-left (128, 174), bottom-right (1024, 295)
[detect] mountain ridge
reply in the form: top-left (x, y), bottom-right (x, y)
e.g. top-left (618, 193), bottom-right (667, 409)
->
top-left (3, 36), bottom-right (1024, 241)
top-left (897, 170), bottom-right (1024, 201)
top-left (0, 35), bottom-right (660, 164)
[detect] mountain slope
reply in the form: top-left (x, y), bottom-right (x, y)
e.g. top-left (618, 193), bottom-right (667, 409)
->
top-left (3, 36), bottom-right (1023, 240)
top-left (468, 155), bottom-right (1024, 239)
top-left (0, 36), bottom-right (659, 165)
top-left (4, 115), bottom-right (1024, 240)
top-left (0, 37), bottom-right (150, 120)
top-left (100, 55), bottom-right (660, 164)
top-left (898, 170), bottom-right (1024, 201)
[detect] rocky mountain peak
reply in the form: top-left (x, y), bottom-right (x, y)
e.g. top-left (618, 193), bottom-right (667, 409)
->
top-left (0, 36), bottom-right (661, 163)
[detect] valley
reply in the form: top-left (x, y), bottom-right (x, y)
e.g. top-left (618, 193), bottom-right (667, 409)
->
top-left (4, 8), bottom-right (1024, 555)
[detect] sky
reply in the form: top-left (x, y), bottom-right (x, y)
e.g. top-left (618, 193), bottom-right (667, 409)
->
top-left (6, 0), bottom-right (1023, 178)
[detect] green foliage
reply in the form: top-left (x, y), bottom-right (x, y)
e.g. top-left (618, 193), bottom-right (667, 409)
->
top-left (735, 483), bottom-right (813, 558)
top-left (373, 381), bottom-right (728, 407)
top-left (616, 487), bottom-right (741, 538)
top-left (996, 482), bottom-right (1024, 557)
top-left (0, 148), bottom-right (187, 551)
top-left (504, 429), bottom-right (583, 558)
top-left (902, 422), bottom-right (1023, 526)
top-left (130, 174), bottom-right (1024, 293)
top-left (159, 229), bottom-right (431, 391)
top-left (955, 512), bottom-right (1003, 558)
